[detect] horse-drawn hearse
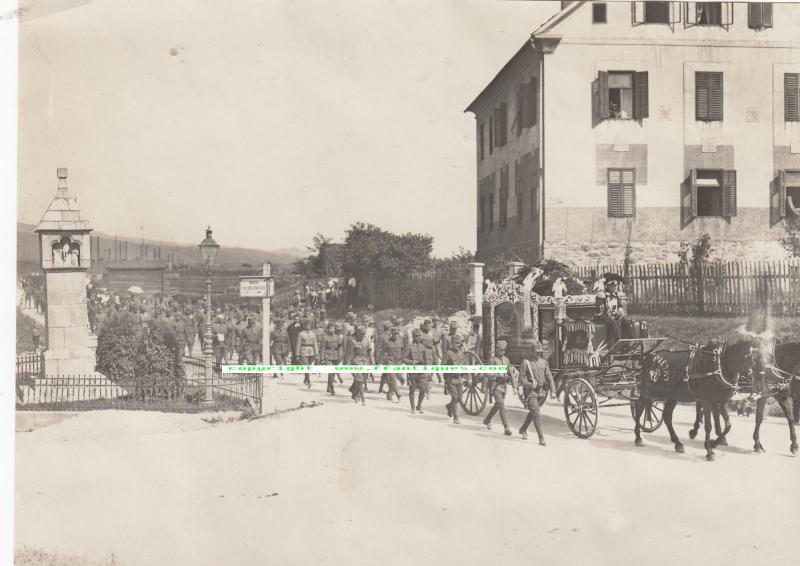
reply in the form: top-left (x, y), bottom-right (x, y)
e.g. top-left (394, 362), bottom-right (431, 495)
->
top-left (459, 265), bottom-right (665, 439)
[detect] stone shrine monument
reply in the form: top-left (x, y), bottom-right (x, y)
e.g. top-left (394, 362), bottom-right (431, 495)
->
top-left (35, 168), bottom-right (96, 375)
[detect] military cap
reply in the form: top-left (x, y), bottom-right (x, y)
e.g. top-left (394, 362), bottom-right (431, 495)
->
top-left (422, 319), bottom-right (431, 325)
top-left (432, 314), bottom-right (440, 322)
top-left (411, 329), bottom-right (422, 337)
top-left (382, 321), bottom-right (392, 329)
top-left (354, 324), bottom-right (365, 333)
top-left (532, 342), bottom-right (544, 352)
top-left (451, 334), bottom-right (464, 344)
top-left (496, 340), bottom-right (507, 349)
top-left (327, 322), bottom-right (335, 329)
top-left (449, 320), bottom-right (459, 328)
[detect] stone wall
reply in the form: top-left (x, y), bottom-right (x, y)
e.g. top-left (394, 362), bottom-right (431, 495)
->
top-left (544, 239), bottom-right (787, 267)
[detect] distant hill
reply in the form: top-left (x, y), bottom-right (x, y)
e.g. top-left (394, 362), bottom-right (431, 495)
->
top-left (17, 222), bottom-right (306, 275)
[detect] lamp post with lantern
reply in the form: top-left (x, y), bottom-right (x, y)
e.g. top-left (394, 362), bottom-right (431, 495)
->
top-left (198, 226), bottom-right (220, 406)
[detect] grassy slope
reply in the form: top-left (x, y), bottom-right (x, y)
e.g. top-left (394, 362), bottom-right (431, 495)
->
top-left (17, 307), bottom-right (44, 352)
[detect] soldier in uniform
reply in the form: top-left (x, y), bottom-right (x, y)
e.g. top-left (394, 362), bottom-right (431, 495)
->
top-left (379, 325), bottom-right (404, 402)
top-left (405, 329), bottom-right (433, 414)
top-left (287, 313), bottom-right (303, 364)
top-left (483, 340), bottom-right (514, 436)
top-left (297, 319), bottom-right (319, 389)
top-left (240, 317), bottom-right (262, 365)
top-left (212, 314), bottom-right (227, 368)
top-left (518, 342), bottom-right (557, 445)
top-left (377, 321), bottom-right (393, 393)
top-left (442, 334), bottom-right (470, 424)
top-left (430, 315), bottom-right (443, 364)
top-left (271, 318), bottom-right (292, 365)
top-left (345, 324), bottom-right (373, 405)
top-left (440, 320), bottom-right (459, 359)
top-left (419, 319), bottom-right (439, 383)
top-left (321, 322), bottom-right (343, 395)
top-left (224, 315), bottom-right (238, 363)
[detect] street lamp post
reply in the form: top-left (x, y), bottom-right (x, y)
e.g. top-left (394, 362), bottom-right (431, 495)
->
top-left (198, 226), bottom-right (220, 406)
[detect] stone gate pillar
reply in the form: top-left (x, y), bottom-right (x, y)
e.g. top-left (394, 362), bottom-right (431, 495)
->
top-left (35, 168), bottom-right (96, 376)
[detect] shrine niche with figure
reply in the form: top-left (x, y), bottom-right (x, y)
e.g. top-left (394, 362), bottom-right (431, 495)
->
top-left (50, 236), bottom-right (82, 268)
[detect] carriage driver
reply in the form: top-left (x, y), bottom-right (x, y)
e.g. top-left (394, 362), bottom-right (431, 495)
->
top-left (483, 340), bottom-right (513, 436)
top-left (518, 342), bottom-right (557, 445)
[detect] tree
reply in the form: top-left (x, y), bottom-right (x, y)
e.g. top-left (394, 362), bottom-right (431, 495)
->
top-left (294, 233), bottom-right (342, 277)
top-left (342, 222), bottom-right (433, 278)
top-left (434, 247), bottom-right (475, 271)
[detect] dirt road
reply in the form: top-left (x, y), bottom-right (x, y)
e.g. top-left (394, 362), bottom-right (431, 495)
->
top-left (15, 380), bottom-right (800, 566)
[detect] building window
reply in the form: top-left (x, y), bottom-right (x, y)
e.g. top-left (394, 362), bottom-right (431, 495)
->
top-left (515, 161), bottom-right (524, 224)
top-left (785, 73), bottom-right (799, 122)
top-left (690, 169), bottom-right (737, 218)
top-left (607, 169), bottom-right (635, 218)
top-left (488, 193), bottom-right (495, 231)
top-left (516, 79), bottom-right (537, 135)
top-left (748, 2), bottom-right (773, 29)
top-left (592, 3), bottom-right (606, 24)
top-left (695, 71), bottom-right (723, 122)
top-left (778, 170), bottom-right (800, 218)
top-left (593, 71), bottom-right (649, 123)
top-left (644, 1), bottom-right (670, 24)
top-left (693, 2), bottom-right (722, 25)
top-left (488, 117), bottom-right (494, 155)
top-left (499, 166), bottom-right (509, 228)
top-left (609, 72), bottom-right (634, 119)
top-left (479, 123), bottom-right (485, 160)
top-left (493, 103), bottom-right (508, 148)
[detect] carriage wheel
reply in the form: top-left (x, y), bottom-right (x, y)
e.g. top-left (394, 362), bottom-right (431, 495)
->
top-left (563, 378), bottom-right (598, 439)
top-left (459, 351), bottom-right (489, 416)
top-left (628, 385), bottom-right (664, 433)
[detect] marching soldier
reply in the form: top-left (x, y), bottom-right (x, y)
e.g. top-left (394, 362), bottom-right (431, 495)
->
top-left (377, 321), bottom-right (392, 393)
top-left (442, 334), bottom-right (470, 424)
top-left (518, 342), bottom-right (557, 445)
top-left (224, 315), bottom-right (238, 363)
top-left (430, 314), bottom-right (443, 364)
top-left (345, 324), bottom-right (373, 405)
top-left (321, 322), bottom-right (344, 395)
top-left (240, 317), bottom-right (262, 365)
top-left (271, 318), bottom-right (292, 365)
top-left (483, 340), bottom-right (513, 436)
top-left (405, 329), bottom-right (433, 414)
top-left (334, 322), bottom-right (346, 384)
top-left (440, 320), bottom-right (459, 360)
top-left (378, 325), bottom-right (404, 402)
top-left (287, 313), bottom-right (303, 364)
top-left (419, 320), bottom-right (440, 383)
top-left (297, 319), bottom-right (319, 389)
top-left (212, 314), bottom-right (227, 367)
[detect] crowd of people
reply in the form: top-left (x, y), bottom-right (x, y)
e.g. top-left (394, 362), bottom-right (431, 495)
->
top-left (18, 274), bottom-right (45, 314)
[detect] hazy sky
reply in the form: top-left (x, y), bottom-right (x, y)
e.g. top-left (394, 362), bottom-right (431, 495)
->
top-left (18, 0), bottom-right (558, 256)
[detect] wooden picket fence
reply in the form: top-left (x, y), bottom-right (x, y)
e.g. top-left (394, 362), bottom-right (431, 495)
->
top-left (574, 259), bottom-right (800, 316)
top-left (369, 269), bottom-right (469, 311)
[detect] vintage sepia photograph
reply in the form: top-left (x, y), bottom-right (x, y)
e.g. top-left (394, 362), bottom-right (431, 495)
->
top-left (4, 1), bottom-right (800, 565)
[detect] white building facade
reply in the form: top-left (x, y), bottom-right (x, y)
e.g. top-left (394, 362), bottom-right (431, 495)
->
top-left (467, 1), bottom-right (800, 265)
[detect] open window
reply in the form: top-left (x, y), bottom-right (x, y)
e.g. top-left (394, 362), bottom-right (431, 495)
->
top-left (592, 71), bottom-right (649, 124)
top-left (632, 2), bottom-right (681, 25)
top-left (778, 170), bottom-right (800, 218)
top-left (690, 169), bottom-right (736, 218)
top-left (748, 3), bottom-right (773, 30)
top-left (685, 2), bottom-right (733, 28)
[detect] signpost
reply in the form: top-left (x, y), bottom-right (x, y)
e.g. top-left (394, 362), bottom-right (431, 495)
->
top-left (239, 265), bottom-right (274, 414)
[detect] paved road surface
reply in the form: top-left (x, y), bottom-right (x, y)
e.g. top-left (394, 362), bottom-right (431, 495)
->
top-left (16, 379), bottom-right (800, 566)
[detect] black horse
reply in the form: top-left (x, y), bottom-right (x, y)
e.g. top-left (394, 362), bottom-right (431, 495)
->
top-left (688, 340), bottom-right (799, 455)
top-left (634, 341), bottom-right (738, 461)
top-left (687, 341), bottom-right (753, 447)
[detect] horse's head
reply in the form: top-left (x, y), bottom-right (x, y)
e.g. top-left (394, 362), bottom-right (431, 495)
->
top-left (689, 340), bottom-right (726, 377)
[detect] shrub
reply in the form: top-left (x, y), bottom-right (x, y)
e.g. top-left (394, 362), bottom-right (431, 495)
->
top-left (95, 312), bottom-right (139, 380)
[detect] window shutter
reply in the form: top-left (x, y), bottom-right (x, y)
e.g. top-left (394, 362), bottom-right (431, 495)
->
top-left (779, 170), bottom-right (787, 218)
top-left (608, 170), bottom-right (622, 218)
top-left (632, 1), bottom-right (644, 24)
top-left (530, 79), bottom-right (538, 126)
top-left (696, 72), bottom-right (709, 120)
top-left (690, 169), bottom-right (698, 219)
top-left (518, 84), bottom-right (527, 133)
top-left (668, 1), bottom-right (681, 24)
top-left (785, 74), bottom-right (799, 122)
top-left (748, 3), bottom-right (762, 28)
top-left (710, 72), bottom-right (723, 121)
top-left (598, 71), bottom-right (609, 120)
top-left (633, 71), bottom-right (649, 119)
top-left (762, 2), bottom-right (773, 27)
top-left (685, 2), bottom-right (697, 25)
top-left (722, 170), bottom-right (737, 217)
top-left (489, 117), bottom-right (494, 154)
top-left (494, 104), bottom-right (507, 147)
top-left (622, 169), bottom-right (635, 217)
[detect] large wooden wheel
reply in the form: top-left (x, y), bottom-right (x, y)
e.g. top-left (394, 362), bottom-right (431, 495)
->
top-left (629, 385), bottom-right (664, 433)
top-left (563, 377), bottom-right (598, 439)
top-left (459, 351), bottom-right (489, 416)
